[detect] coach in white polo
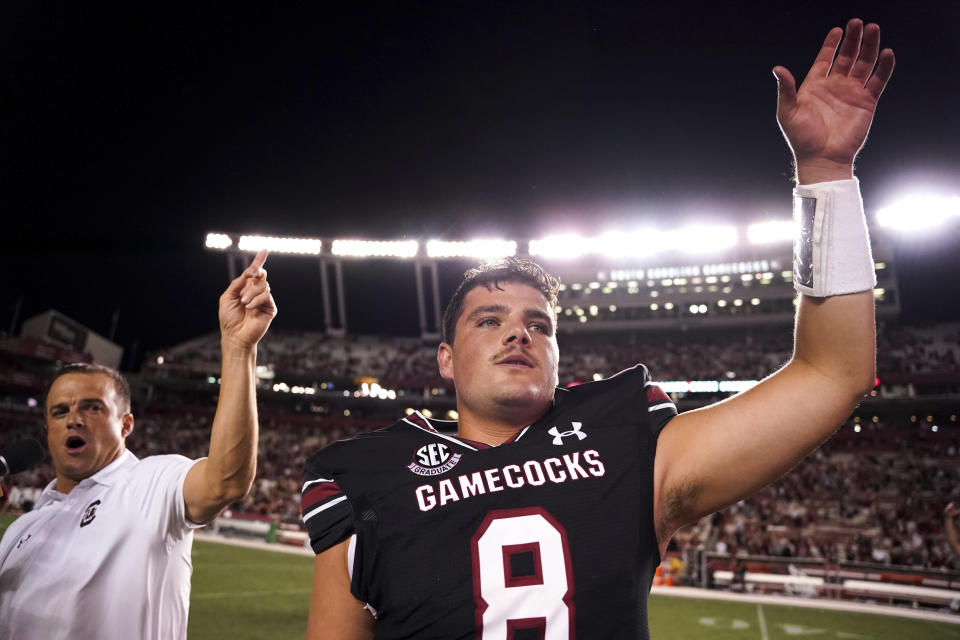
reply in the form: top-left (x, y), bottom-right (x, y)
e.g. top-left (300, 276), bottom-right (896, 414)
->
top-left (0, 250), bottom-right (276, 640)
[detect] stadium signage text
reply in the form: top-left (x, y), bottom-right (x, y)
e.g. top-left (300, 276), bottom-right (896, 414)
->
top-left (602, 259), bottom-right (778, 282)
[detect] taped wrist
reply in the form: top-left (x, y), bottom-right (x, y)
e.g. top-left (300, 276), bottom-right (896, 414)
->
top-left (792, 177), bottom-right (876, 298)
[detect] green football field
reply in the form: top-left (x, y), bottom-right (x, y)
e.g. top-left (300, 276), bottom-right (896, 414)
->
top-left (3, 514), bottom-right (959, 638)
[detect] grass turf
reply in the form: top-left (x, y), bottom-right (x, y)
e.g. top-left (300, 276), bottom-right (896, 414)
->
top-left (3, 514), bottom-right (959, 638)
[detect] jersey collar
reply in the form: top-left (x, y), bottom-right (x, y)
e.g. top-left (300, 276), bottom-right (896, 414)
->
top-left (403, 410), bottom-right (533, 450)
top-left (37, 449), bottom-right (140, 506)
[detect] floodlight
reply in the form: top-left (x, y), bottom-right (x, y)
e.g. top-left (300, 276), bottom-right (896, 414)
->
top-left (672, 225), bottom-right (737, 254)
top-left (528, 234), bottom-right (590, 259)
top-left (205, 233), bottom-right (233, 250)
top-left (426, 239), bottom-right (517, 259)
top-left (238, 235), bottom-right (322, 255)
top-left (332, 239), bottom-right (419, 258)
top-left (596, 229), bottom-right (660, 259)
top-left (595, 232), bottom-right (632, 257)
top-left (876, 194), bottom-right (960, 230)
top-left (747, 220), bottom-right (794, 244)
top-left (530, 228), bottom-right (666, 260)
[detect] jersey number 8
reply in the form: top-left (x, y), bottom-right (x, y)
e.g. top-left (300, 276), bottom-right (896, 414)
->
top-left (470, 507), bottom-right (575, 639)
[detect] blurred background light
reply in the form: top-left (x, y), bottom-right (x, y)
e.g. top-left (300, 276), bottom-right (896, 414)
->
top-left (205, 233), bottom-right (233, 250)
top-left (238, 234), bottom-right (322, 255)
top-left (426, 238), bottom-right (517, 259)
top-left (877, 194), bottom-right (960, 231)
top-left (332, 239), bottom-right (418, 258)
top-left (748, 220), bottom-right (794, 244)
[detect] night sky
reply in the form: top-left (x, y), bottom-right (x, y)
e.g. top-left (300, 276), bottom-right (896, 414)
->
top-left (5, 2), bottom-right (960, 366)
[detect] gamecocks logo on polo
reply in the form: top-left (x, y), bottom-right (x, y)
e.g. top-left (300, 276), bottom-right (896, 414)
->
top-left (548, 422), bottom-right (587, 445)
top-left (80, 499), bottom-right (101, 528)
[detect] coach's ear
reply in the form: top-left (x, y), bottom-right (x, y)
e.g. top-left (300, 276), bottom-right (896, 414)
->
top-left (437, 343), bottom-right (454, 381)
top-left (121, 413), bottom-right (134, 439)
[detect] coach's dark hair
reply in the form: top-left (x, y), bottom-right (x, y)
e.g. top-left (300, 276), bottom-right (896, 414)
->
top-left (44, 362), bottom-right (132, 414)
top-left (442, 257), bottom-right (561, 345)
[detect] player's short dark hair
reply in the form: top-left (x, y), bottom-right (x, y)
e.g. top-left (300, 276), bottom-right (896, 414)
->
top-left (442, 257), bottom-right (561, 345)
top-left (44, 362), bottom-right (132, 415)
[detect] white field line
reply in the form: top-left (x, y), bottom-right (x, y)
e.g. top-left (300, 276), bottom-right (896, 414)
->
top-left (756, 604), bottom-right (769, 640)
top-left (651, 586), bottom-right (960, 625)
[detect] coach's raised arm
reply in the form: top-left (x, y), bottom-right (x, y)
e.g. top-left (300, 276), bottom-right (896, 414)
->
top-left (184, 249), bottom-right (277, 524)
top-left (652, 19), bottom-right (894, 551)
top-left (0, 249), bottom-right (276, 640)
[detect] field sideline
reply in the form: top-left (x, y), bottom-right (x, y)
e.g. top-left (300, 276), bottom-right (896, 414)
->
top-left (3, 515), bottom-right (959, 638)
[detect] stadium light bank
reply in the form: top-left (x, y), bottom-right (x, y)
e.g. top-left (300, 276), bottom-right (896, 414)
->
top-left (876, 194), bottom-right (960, 231)
top-left (206, 193), bottom-right (950, 262)
top-left (205, 224), bottom-right (787, 261)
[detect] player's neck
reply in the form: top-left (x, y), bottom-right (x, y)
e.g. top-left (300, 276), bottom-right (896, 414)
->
top-left (456, 404), bottom-right (544, 446)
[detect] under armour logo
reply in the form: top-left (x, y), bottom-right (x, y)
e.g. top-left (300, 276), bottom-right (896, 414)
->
top-left (80, 499), bottom-right (101, 528)
top-left (548, 422), bottom-right (587, 446)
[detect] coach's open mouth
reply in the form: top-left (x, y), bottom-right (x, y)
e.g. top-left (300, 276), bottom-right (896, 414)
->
top-left (66, 436), bottom-right (87, 453)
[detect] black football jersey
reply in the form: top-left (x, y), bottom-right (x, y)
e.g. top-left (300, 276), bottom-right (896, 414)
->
top-left (302, 364), bottom-right (677, 639)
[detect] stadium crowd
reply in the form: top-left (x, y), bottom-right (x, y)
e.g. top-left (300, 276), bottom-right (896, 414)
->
top-left (672, 423), bottom-right (960, 571)
top-left (3, 321), bottom-right (959, 572)
top-left (144, 322), bottom-right (959, 390)
top-left (3, 394), bottom-right (958, 572)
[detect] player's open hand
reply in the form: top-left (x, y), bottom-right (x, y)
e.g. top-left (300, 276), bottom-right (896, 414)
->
top-left (774, 18), bottom-right (895, 180)
top-left (219, 249), bottom-right (277, 350)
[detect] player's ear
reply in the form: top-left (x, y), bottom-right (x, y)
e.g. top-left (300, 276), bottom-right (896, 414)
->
top-left (437, 343), bottom-right (454, 381)
top-left (121, 413), bottom-right (134, 439)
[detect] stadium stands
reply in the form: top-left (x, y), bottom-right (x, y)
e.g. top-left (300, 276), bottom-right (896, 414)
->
top-left (2, 322), bottom-right (959, 586)
top-left (142, 322), bottom-right (960, 392)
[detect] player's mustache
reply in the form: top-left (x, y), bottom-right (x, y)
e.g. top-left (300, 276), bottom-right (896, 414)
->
top-left (491, 347), bottom-right (536, 367)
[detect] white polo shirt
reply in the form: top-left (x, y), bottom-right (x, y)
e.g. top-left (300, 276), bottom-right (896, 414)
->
top-left (0, 450), bottom-right (202, 640)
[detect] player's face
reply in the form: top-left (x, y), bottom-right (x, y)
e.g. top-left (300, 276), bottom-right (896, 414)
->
top-left (438, 281), bottom-right (559, 422)
top-left (45, 373), bottom-right (133, 494)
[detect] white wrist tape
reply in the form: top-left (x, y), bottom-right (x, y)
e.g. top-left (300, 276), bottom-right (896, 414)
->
top-left (792, 177), bottom-right (876, 297)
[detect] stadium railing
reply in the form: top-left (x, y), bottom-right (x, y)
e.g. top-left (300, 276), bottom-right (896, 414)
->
top-left (695, 551), bottom-right (960, 610)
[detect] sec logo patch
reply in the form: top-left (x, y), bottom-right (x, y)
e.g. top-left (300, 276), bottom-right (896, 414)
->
top-left (408, 442), bottom-right (462, 476)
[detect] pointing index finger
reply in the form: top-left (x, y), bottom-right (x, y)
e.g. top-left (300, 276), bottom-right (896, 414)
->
top-left (248, 249), bottom-right (269, 275)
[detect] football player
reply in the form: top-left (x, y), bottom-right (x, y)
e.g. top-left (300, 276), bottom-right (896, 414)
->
top-left (303, 19), bottom-right (893, 639)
